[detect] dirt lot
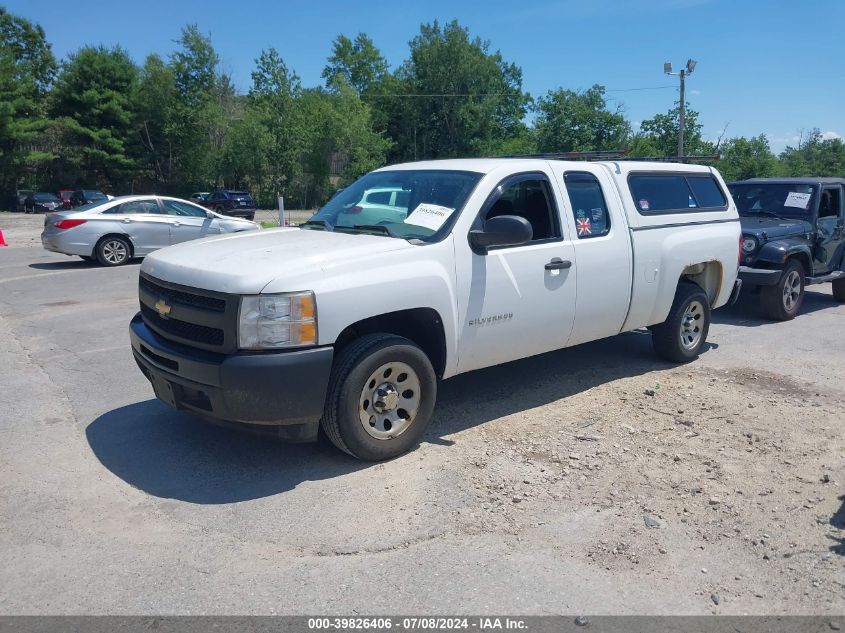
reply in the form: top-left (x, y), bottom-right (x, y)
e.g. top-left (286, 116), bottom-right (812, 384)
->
top-left (0, 211), bottom-right (842, 615)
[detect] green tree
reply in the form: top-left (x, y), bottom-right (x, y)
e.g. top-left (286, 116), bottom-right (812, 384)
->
top-left (382, 20), bottom-right (529, 161)
top-left (135, 53), bottom-right (177, 186)
top-left (50, 46), bottom-right (138, 190)
top-left (779, 129), bottom-right (845, 177)
top-left (322, 33), bottom-right (388, 96)
top-left (167, 24), bottom-right (221, 188)
top-left (717, 135), bottom-right (777, 181)
top-left (0, 7), bottom-right (56, 196)
top-left (634, 103), bottom-right (712, 157)
top-left (246, 47), bottom-right (305, 203)
top-left (534, 84), bottom-right (630, 153)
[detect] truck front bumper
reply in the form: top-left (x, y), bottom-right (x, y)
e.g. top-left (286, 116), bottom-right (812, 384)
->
top-left (130, 313), bottom-right (333, 442)
top-left (738, 266), bottom-right (782, 286)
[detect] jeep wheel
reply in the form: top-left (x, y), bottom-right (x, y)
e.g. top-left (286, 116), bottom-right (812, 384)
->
top-left (651, 283), bottom-right (711, 363)
top-left (760, 260), bottom-right (804, 320)
top-left (832, 278), bottom-right (845, 302)
top-left (322, 333), bottom-right (436, 461)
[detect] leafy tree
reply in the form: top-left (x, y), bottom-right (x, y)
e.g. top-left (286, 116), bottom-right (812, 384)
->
top-left (634, 103), bottom-right (712, 157)
top-left (247, 48), bottom-right (305, 202)
top-left (167, 25), bottom-right (221, 188)
top-left (50, 46), bottom-right (138, 190)
top-left (382, 20), bottom-right (529, 161)
top-left (534, 84), bottom-right (629, 153)
top-left (716, 135), bottom-right (777, 181)
top-left (0, 7), bottom-right (56, 196)
top-left (322, 33), bottom-right (388, 96)
top-left (135, 53), bottom-right (177, 186)
top-left (779, 129), bottom-right (845, 177)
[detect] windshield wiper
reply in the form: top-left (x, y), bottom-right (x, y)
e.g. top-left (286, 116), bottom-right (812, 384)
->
top-left (743, 209), bottom-right (781, 217)
top-left (301, 219), bottom-right (333, 231)
top-left (335, 224), bottom-right (397, 238)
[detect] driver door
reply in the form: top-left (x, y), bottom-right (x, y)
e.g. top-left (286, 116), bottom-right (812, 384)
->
top-left (456, 171), bottom-right (577, 373)
top-left (814, 185), bottom-right (845, 274)
top-left (161, 199), bottom-right (221, 244)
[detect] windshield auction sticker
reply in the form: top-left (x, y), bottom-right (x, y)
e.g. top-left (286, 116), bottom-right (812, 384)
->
top-left (404, 203), bottom-right (455, 231)
top-left (784, 191), bottom-right (812, 209)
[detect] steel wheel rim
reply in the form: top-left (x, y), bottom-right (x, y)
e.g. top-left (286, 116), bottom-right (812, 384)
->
top-left (782, 270), bottom-right (801, 310)
top-left (679, 299), bottom-right (705, 350)
top-left (102, 240), bottom-right (128, 264)
top-left (358, 361), bottom-right (421, 440)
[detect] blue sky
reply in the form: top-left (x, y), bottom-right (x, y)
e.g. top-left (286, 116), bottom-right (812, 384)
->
top-left (8, 0), bottom-right (844, 152)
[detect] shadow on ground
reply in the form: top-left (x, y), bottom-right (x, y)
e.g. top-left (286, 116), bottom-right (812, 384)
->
top-left (830, 495), bottom-right (845, 556)
top-left (714, 288), bottom-right (840, 327)
top-left (86, 329), bottom-right (679, 505)
top-left (29, 259), bottom-right (142, 270)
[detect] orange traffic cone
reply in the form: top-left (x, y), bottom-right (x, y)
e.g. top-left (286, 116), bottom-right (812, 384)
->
top-left (0, 227), bottom-right (7, 246)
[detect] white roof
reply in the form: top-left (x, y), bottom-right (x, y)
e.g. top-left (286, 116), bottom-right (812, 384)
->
top-left (377, 157), bottom-right (715, 175)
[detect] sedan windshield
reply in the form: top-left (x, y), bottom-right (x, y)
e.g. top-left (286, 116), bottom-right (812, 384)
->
top-left (729, 183), bottom-right (818, 218)
top-left (34, 193), bottom-right (60, 201)
top-left (307, 170), bottom-right (482, 241)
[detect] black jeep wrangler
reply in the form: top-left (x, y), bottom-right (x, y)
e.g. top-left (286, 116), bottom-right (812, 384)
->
top-left (728, 178), bottom-right (845, 320)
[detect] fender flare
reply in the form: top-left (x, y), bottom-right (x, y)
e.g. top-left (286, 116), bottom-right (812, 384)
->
top-left (756, 240), bottom-right (812, 269)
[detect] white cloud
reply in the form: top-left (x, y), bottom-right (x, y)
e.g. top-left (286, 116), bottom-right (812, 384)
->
top-left (821, 130), bottom-right (842, 141)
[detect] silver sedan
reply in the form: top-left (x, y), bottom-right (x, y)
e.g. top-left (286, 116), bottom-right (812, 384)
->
top-left (41, 196), bottom-right (260, 266)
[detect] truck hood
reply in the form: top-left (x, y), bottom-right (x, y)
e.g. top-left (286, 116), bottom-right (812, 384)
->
top-left (739, 215), bottom-right (812, 240)
top-left (141, 227), bottom-right (415, 294)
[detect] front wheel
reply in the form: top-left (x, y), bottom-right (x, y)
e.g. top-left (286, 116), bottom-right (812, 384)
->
top-left (322, 334), bottom-right (437, 461)
top-left (651, 283), bottom-right (711, 363)
top-left (95, 236), bottom-right (132, 266)
top-left (760, 260), bottom-right (804, 320)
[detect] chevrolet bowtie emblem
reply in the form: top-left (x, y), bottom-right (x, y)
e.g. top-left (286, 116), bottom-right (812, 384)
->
top-left (154, 298), bottom-right (172, 317)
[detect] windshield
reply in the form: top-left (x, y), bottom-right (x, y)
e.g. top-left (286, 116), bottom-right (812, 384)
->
top-left (307, 170), bottom-right (482, 242)
top-left (35, 193), bottom-right (60, 201)
top-left (84, 191), bottom-right (107, 199)
top-left (729, 183), bottom-right (818, 218)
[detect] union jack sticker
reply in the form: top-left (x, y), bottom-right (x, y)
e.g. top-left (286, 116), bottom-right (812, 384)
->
top-left (576, 217), bottom-right (592, 236)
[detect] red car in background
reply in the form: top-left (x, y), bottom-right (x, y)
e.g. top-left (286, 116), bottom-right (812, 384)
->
top-left (57, 189), bottom-right (74, 209)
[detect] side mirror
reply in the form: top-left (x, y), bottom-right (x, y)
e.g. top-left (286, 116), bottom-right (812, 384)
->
top-left (469, 215), bottom-right (533, 255)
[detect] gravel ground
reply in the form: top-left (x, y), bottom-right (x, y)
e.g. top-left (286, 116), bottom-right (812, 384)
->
top-left (0, 211), bottom-right (842, 615)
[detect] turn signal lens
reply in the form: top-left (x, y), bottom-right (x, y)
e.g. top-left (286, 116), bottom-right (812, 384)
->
top-left (55, 219), bottom-right (87, 229)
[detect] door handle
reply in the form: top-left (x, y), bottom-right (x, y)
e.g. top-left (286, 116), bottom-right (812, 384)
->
top-left (122, 218), bottom-right (132, 224)
top-left (172, 221), bottom-right (181, 227)
top-left (545, 258), bottom-right (572, 271)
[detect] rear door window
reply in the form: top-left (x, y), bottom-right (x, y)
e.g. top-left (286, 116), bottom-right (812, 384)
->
top-left (564, 172), bottom-right (611, 238)
top-left (630, 173), bottom-right (728, 214)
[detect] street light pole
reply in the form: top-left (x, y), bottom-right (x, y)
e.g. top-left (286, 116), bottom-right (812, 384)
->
top-left (664, 59), bottom-right (697, 161)
top-left (677, 69), bottom-right (686, 160)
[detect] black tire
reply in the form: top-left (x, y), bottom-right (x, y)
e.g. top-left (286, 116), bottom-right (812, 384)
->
top-left (760, 259), bottom-right (804, 320)
top-left (651, 283), bottom-right (711, 363)
top-left (95, 235), bottom-right (132, 266)
top-left (246, 213), bottom-right (255, 221)
top-left (215, 206), bottom-right (225, 214)
top-left (832, 278), bottom-right (845, 302)
top-left (24, 205), bottom-right (31, 214)
top-left (322, 333), bottom-right (437, 461)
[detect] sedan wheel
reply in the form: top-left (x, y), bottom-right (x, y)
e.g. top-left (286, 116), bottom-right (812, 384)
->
top-left (96, 236), bottom-right (131, 266)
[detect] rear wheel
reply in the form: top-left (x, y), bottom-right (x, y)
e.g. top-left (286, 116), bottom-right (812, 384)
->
top-left (760, 259), bottom-right (804, 320)
top-left (652, 283), bottom-right (711, 363)
top-left (95, 236), bottom-right (131, 266)
top-left (833, 278), bottom-right (845, 302)
top-left (322, 333), bottom-right (436, 461)
top-left (215, 206), bottom-right (225, 214)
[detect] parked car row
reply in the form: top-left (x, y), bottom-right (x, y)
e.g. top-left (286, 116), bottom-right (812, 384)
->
top-left (19, 189), bottom-right (109, 212)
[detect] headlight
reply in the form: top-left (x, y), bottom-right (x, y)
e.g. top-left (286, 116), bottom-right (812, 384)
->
top-left (238, 291), bottom-right (317, 349)
top-left (742, 237), bottom-right (758, 253)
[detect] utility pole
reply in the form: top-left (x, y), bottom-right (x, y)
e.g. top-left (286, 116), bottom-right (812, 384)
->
top-left (664, 59), bottom-right (697, 160)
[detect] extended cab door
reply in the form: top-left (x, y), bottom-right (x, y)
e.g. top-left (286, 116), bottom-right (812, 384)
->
top-left (813, 184), bottom-right (845, 273)
top-left (549, 164), bottom-right (633, 346)
top-left (455, 170), bottom-right (577, 373)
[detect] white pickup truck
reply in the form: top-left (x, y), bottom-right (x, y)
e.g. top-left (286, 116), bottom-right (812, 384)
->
top-left (130, 159), bottom-right (742, 460)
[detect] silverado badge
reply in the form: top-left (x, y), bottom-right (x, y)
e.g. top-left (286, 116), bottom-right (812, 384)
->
top-left (154, 298), bottom-right (172, 318)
